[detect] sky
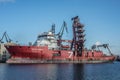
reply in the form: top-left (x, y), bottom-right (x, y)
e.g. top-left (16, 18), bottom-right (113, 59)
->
top-left (0, 0), bottom-right (120, 54)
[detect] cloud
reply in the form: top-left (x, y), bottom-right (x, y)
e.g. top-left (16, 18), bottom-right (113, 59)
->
top-left (0, 0), bottom-right (15, 3)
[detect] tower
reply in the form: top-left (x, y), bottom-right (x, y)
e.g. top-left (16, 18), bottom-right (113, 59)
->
top-left (71, 16), bottom-right (85, 56)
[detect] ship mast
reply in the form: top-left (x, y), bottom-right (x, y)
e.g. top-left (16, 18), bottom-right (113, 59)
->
top-left (71, 16), bottom-right (85, 56)
top-left (51, 24), bottom-right (55, 34)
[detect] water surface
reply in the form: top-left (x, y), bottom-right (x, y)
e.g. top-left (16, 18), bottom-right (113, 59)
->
top-left (0, 62), bottom-right (120, 80)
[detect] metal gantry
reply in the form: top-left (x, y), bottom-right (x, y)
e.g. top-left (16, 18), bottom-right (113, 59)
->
top-left (71, 16), bottom-right (85, 56)
top-left (0, 32), bottom-right (12, 43)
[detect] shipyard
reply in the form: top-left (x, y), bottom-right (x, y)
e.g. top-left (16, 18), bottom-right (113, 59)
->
top-left (0, 0), bottom-right (120, 80)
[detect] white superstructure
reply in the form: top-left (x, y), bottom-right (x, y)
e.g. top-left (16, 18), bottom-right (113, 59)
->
top-left (33, 31), bottom-right (59, 49)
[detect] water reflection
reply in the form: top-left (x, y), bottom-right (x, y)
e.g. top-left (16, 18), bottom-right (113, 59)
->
top-left (73, 64), bottom-right (85, 80)
top-left (0, 64), bottom-right (7, 80)
top-left (56, 64), bottom-right (74, 80)
top-left (0, 63), bottom-right (85, 80)
top-left (0, 63), bottom-right (120, 80)
top-left (55, 64), bottom-right (85, 80)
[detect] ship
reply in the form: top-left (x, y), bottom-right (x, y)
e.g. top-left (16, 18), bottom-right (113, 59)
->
top-left (5, 16), bottom-right (115, 63)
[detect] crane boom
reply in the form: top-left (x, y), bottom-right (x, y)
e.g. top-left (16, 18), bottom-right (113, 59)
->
top-left (57, 21), bottom-right (68, 39)
top-left (91, 44), bottom-right (113, 55)
top-left (0, 32), bottom-right (12, 43)
top-left (56, 21), bottom-right (68, 46)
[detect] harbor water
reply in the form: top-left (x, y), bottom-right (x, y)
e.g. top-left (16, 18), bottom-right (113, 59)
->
top-left (0, 62), bottom-right (120, 80)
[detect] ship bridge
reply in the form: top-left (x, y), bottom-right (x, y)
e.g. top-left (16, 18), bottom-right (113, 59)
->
top-left (33, 31), bottom-right (59, 50)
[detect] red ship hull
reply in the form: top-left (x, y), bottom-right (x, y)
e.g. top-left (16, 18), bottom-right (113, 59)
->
top-left (5, 45), bottom-right (115, 63)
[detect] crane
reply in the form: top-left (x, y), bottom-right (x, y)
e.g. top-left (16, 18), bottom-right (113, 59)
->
top-left (91, 44), bottom-right (113, 56)
top-left (56, 21), bottom-right (68, 46)
top-left (0, 32), bottom-right (12, 43)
